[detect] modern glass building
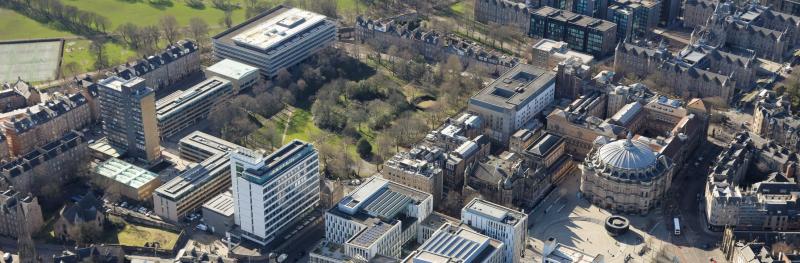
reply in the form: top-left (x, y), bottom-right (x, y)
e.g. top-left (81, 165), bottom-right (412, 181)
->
top-left (212, 6), bottom-right (337, 78)
top-left (230, 140), bottom-right (320, 245)
top-left (529, 7), bottom-right (618, 57)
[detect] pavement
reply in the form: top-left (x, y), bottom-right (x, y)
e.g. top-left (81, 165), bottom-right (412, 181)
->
top-left (527, 142), bottom-right (727, 263)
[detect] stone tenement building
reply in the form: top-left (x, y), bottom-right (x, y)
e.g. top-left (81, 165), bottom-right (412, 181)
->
top-left (687, 1), bottom-right (800, 62)
top-left (474, 0), bottom-right (531, 33)
top-left (356, 15), bottom-right (521, 70)
top-left (0, 131), bottom-right (89, 194)
top-left (753, 90), bottom-right (800, 153)
top-left (383, 145), bottom-right (445, 208)
top-left (613, 42), bottom-right (742, 102)
top-left (0, 188), bottom-right (44, 239)
top-left (112, 40), bottom-right (199, 91)
top-left (0, 79), bottom-right (41, 114)
top-left (422, 113), bottom-right (490, 193)
top-left (705, 132), bottom-right (800, 231)
top-left (1, 93), bottom-right (93, 157)
top-left (762, 0), bottom-right (800, 16)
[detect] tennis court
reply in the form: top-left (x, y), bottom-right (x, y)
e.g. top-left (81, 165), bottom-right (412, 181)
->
top-left (0, 39), bottom-right (63, 83)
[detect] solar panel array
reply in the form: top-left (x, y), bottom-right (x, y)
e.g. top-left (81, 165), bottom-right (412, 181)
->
top-left (420, 230), bottom-right (483, 261)
top-left (363, 189), bottom-right (412, 219)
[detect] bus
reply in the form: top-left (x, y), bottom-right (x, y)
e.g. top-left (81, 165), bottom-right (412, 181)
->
top-left (673, 217), bottom-right (681, 236)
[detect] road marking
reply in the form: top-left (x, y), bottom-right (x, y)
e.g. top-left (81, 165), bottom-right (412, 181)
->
top-left (649, 221), bottom-right (661, 234)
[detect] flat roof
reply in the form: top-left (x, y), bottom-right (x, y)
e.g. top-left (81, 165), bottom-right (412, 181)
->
top-left (470, 64), bottom-right (555, 110)
top-left (463, 198), bottom-right (526, 226)
top-left (155, 152), bottom-right (230, 200)
top-left (88, 138), bottom-right (125, 158)
top-left (95, 158), bottom-right (158, 189)
top-left (206, 59), bottom-right (260, 80)
top-left (532, 6), bottom-right (616, 31)
top-left (98, 76), bottom-right (152, 97)
top-left (347, 218), bottom-right (396, 248)
top-left (213, 5), bottom-right (332, 55)
top-left (179, 131), bottom-right (241, 158)
top-left (242, 140), bottom-right (314, 185)
top-left (330, 177), bottom-right (431, 225)
top-left (232, 8), bottom-right (326, 51)
top-left (202, 191), bottom-right (234, 217)
top-left (156, 76), bottom-right (230, 120)
top-left (418, 223), bottom-right (500, 262)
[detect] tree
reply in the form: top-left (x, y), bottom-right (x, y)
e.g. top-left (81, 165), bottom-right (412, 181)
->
top-left (61, 61), bottom-right (81, 78)
top-left (140, 25), bottom-right (162, 52)
top-left (160, 15), bottom-right (181, 44)
top-left (187, 17), bottom-right (210, 43)
top-left (221, 9), bottom-right (233, 29)
top-left (89, 37), bottom-right (109, 69)
top-left (185, 0), bottom-right (204, 8)
top-left (67, 222), bottom-right (103, 246)
top-left (116, 22), bottom-right (141, 48)
top-left (356, 138), bottom-right (372, 158)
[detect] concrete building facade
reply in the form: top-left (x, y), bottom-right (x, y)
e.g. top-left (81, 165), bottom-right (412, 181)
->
top-left (212, 6), bottom-right (337, 77)
top-left (230, 140), bottom-right (320, 245)
top-left (468, 64), bottom-right (556, 145)
top-left (97, 77), bottom-right (161, 163)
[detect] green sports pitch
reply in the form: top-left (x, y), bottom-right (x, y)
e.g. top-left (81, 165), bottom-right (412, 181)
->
top-left (0, 38), bottom-right (64, 83)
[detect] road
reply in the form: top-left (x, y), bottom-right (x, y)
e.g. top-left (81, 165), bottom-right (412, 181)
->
top-left (661, 138), bottom-right (725, 263)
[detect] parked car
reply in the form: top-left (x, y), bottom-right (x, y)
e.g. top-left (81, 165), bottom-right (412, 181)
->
top-left (196, 224), bottom-right (208, 231)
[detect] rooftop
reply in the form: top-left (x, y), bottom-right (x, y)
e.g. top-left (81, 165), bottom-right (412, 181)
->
top-left (94, 158), bottom-right (158, 189)
top-left (213, 6), bottom-right (333, 55)
top-left (331, 177), bottom-right (430, 224)
top-left (239, 140), bottom-right (314, 185)
top-left (463, 198), bottom-right (526, 226)
top-left (595, 136), bottom-right (657, 170)
top-left (155, 152), bottom-right (230, 200)
top-left (97, 76), bottom-right (153, 98)
top-left (543, 238), bottom-right (603, 263)
top-left (156, 77), bottom-right (231, 121)
top-left (470, 64), bottom-right (555, 110)
top-left (347, 218), bottom-right (397, 248)
top-left (526, 132), bottom-right (563, 157)
top-left (205, 59), bottom-right (259, 80)
top-left (202, 191), bottom-right (234, 217)
top-left (415, 223), bottom-right (504, 262)
top-left (178, 131), bottom-right (241, 159)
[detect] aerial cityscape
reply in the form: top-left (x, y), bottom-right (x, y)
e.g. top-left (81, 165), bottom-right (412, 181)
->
top-left (1, 0), bottom-right (800, 262)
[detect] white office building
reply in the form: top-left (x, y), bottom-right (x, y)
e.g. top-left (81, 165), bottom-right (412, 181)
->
top-left (468, 64), bottom-right (555, 145)
top-left (461, 198), bottom-right (528, 263)
top-left (403, 222), bottom-right (506, 263)
top-left (316, 177), bottom-right (433, 262)
top-left (212, 6), bottom-right (337, 77)
top-left (230, 140), bottom-right (320, 245)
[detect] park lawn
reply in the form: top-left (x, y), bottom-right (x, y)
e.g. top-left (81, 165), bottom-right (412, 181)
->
top-left (107, 216), bottom-right (179, 249)
top-left (450, 1), bottom-right (467, 15)
top-left (284, 108), bottom-right (324, 144)
top-left (59, 0), bottom-right (248, 33)
top-left (62, 40), bottom-right (138, 74)
top-left (0, 8), bottom-right (75, 41)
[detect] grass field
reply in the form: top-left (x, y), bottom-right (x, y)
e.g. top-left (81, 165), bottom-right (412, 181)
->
top-left (62, 40), bottom-right (138, 75)
top-left (106, 216), bottom-right (179, 249)
top-left (0, 8), bottom-right (75, 41)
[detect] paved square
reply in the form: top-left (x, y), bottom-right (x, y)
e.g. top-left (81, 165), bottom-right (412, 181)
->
top-left (0, 39), bottom-right (63, 83)
top-left (526, 175), bottom-right (725, 262)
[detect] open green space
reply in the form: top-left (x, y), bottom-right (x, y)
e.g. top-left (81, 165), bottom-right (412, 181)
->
top-left (106, 216), bottom-right (179, 249)
top-left (0, 8), bottom-right (75, 41)
top-left (61, 39), bottom-right (138, 75)
top-left (59, 0), bottom-right (247, 33)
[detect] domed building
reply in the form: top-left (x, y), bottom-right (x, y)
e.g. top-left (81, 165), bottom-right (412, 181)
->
top-left (580, 134), bottom-right (674, 214)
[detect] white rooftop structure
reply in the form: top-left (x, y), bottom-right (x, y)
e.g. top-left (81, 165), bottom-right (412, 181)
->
top-left (94, 158), bottom-right (158, 189)
top-left (232, 8), bottom-right (327, 51)
top-left (205, 59), bottom-right (259, 80)
top-left (542, 237), bottom-right (604, 263)
top-left (532, 39), bottom-right (595, 65)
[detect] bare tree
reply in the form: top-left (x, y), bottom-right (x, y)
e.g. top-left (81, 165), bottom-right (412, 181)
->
top-left (221, 9), bottom-right (233, 29)
top-left (90, 37), bottom-right (109, 69)
top-left (187, 17), bottom-right (210, 44)
top-left (160, 15), bottom-right (181, 44)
